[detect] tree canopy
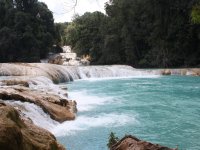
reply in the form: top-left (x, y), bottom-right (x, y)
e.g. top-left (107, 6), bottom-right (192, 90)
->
top-left (192, 4), bottom-right (200, 24)
top-left (0, 0), bottom-right (56, 62)
top-left (64, 0), bottom-right (200, 67)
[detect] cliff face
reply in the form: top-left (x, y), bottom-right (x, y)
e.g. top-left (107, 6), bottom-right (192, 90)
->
top-left (0, 102), bottom-right (65, 150)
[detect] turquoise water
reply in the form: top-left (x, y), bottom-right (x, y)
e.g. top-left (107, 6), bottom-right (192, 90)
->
top-left (56, 76), bottom-right (200, 150)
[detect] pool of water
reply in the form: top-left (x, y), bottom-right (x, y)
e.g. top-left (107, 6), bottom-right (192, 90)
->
top-left (54, 76), bottom-right (200, 150)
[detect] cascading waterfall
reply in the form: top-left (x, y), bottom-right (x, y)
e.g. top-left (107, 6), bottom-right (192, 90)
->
top-left (78, 65), bottom-right (161, 78)
top-left (5, 101), bottom-right (59, 130)
top-left (0, 63), bottom-right (199, 82)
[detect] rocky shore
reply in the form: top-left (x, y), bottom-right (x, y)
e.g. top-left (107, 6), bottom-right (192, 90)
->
top-left (0, 102), bottom-right (65, 150)
top-left (0, 74), bottom-right (77, 150)
top-left (0, 86), bottom-right (76, 122)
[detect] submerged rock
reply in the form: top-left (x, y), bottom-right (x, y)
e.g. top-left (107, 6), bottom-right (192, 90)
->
top-left (111, 135), bottom-right (177, 150)
top-left (0, 102), bottom-right (65, 150)
top-left (0, 86), bottom-right (77, 123)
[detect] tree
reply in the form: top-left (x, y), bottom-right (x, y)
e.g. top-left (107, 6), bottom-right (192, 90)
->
top-left (65, 11), bottom-right (107, 63)
top-left (0, 0), bottom-right (56, 62)
top-left (191, 4), bottom-right (200, 24)
top-left (62, 0), bottom-right (200, 67)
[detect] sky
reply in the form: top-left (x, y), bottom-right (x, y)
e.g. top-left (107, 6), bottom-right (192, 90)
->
top-left (39, 0), bottom-right (108, 22)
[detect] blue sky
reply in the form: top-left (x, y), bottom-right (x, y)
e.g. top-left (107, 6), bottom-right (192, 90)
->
top-left (39, 0), bottom-right (108, 22)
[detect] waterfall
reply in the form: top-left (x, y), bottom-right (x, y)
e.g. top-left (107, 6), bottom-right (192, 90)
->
top-left (0, 64), bottom-right (159, 82)
top-left (0, 63), bottom-right (199, 83)
top-left (78, 65), bottom-right (160, 79)
top-left (5, 100), bottom-right (59, 130)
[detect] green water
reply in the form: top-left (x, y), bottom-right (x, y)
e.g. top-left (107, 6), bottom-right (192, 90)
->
top-left (55, 76), bottom-right (200, 150)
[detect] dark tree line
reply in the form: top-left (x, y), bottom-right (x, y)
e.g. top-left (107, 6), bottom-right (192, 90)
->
top-left (65, 0), bottom-right (200, 68)
top-left (0, 0), bottom-right (56, 62)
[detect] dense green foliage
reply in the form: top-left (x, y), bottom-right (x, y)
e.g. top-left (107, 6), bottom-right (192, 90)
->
top-left (192, 4), bottom-right (200, 24)
top-left (54, 22), bottom-right (69, 46)
top-left (65, 12), bottom-right (107, 62)
top-left (0, 0), bottom-right (56, 62)
top-left (65, 0), bottom-right (200, 67)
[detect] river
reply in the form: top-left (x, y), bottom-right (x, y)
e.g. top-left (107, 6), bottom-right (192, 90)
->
top-left (53, 75), bottom-right (200, 150)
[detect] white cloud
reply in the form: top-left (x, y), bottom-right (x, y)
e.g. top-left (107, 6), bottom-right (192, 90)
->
top-left (39, 0), bottom-right (108, 22)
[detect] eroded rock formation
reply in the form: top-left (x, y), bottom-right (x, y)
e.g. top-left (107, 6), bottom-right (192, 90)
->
top-left (0, 102), bottom-right (65, 150)
top-left (0, 75), bottom-right (77, 149)
top-left (0, 84), bottom-right (77, 123)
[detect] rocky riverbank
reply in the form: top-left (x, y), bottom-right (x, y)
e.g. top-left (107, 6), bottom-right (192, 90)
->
top-left (0, 75), bottom-right (77, 150)
top-left (0, 85), bottom-right (76, 122)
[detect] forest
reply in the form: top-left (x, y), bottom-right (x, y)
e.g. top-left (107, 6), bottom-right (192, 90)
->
top-left (62, 0), bottom-right (200, 67)
top-left (0, 0), bottom-right (200, 67)
top-left (0, 0), bottom-right (59, 62)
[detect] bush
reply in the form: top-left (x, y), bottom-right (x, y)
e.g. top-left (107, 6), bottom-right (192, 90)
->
top-left (107, 132), bottom-right (119, 149)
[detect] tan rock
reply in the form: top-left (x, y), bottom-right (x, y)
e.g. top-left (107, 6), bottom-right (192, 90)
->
top-left (0, 102), bottom-right (65, 150)
top-left (0, 86), bottom-right (76, 123)
top-left (111, 135), bottom-right (177, 150)
top-left (1, 79), bottom-right (30, 87)
top-left (162, 69), bottom-right (171, 75)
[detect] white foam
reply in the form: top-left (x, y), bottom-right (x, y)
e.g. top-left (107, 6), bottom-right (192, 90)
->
top-left (68, 90), bottom-right (113, 112)
top-left (29, 76), bottom-right (68, 99)
top-left (52, 113), bottom-right (137, 137)
top-left (78, 75), bottom-right (161, 82)
top-left (78, 66), bottom-right (161, 79)
top-left (5, 101), bottom-right (59, 130)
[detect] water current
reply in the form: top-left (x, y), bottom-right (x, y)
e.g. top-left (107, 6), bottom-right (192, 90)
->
top-left (55, 76), bottom-right (200, 150)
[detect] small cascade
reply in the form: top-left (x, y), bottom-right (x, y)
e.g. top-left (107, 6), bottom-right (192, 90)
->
top-left (5, 101), bottom-right (59, 130)
top-left (52, 113), bottom-right (137, 137)
top-left (1, 63), bottom-right (199, 83)
top-left (78, 65), bottom-right (160, 79)
top-left (28, 76), bottom-right (69, 99)
top-left (0, 63), bottom-right (161, 83)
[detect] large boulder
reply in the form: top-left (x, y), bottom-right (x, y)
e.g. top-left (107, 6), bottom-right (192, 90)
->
top-left (0, 102), bottom-right (65, 150)
top-left (111, 135), bottom-right (177, 150)
top-left (0, 86), bottom-right (77, 123)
